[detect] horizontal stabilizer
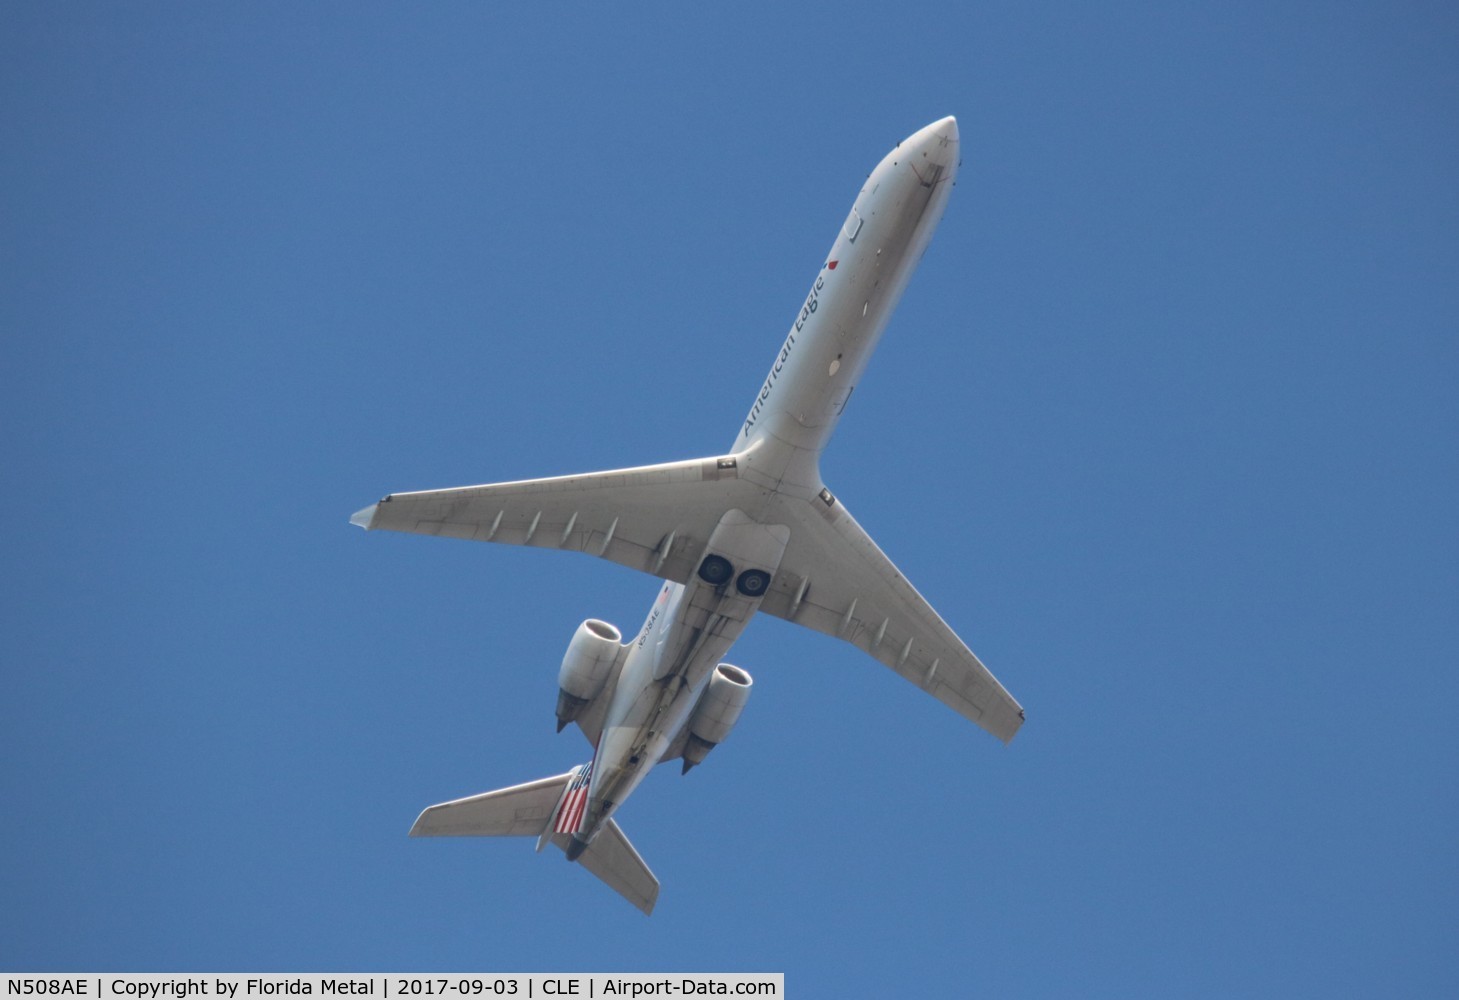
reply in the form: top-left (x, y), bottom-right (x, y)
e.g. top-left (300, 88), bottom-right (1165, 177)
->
top-left (410, 774), bottom-right (659, 914)
top-left (552, 819), bottom-right (659, 915)
top-left (409, 772), bottom-right (572, 837)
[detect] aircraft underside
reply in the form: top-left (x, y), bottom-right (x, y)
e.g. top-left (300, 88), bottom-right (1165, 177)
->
top-left (352, 116), bottom-right (1023, 914)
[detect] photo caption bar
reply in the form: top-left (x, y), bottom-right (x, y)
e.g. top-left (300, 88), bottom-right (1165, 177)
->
top-left (5, 975), bottom-right (782, 1000)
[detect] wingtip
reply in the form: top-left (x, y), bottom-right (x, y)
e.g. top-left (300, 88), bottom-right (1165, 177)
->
top-left (1000, 709), bottom-right (1026, 746)
top-left (350, 503), bottom-right (377, 530)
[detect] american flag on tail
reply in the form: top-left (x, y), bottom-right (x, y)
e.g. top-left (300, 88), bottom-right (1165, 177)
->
top-left (553, 761), bottom-right (594, 835)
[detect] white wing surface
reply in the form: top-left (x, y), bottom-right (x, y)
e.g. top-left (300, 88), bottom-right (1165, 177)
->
top-left (351, 455), bottom-right (760, 585)
top-left (356, 459), bottom-right (1021, 742)
top-left (756, 488), bottom-right (1025, 744)
top-left (551, 820), bottom-right (659, 915)
top-left (409, 772), bottom-right (570, 838)
top-left (411, 773), bottom-right (660, 914)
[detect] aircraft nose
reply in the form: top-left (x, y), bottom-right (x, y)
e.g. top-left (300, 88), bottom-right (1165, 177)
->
top-left (898, 115), bottom-right (960, 185)
top-left (909, 115), bottom-right (959, 164)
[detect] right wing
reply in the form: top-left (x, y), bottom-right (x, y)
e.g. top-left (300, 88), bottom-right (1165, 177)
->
top-left (354, 455), bottom-right (762, 750)
top-left (352, 455), bottom-right (759, 585)
top-left (757, 488), bottom-right (1025, 744)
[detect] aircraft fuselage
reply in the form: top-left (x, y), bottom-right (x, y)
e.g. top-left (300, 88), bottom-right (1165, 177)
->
top-left (570, 116), bottom-right (961, 855)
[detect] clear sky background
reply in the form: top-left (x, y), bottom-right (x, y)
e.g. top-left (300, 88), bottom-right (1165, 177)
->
top-left (3, 3), bottom-right (1455, 995)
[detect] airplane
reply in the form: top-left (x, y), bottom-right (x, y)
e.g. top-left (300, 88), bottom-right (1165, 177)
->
top-left (350, 116), bottom-right (1023, 914)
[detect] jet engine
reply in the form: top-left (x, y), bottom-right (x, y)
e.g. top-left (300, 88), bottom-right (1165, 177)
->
top-left (681, 663), bottom-right (753, 773)
top-left (555, 618), bottom-right (622, 731)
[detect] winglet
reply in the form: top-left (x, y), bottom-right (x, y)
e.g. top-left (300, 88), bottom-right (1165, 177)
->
top-left (350, 503), bottom-right (378, 530)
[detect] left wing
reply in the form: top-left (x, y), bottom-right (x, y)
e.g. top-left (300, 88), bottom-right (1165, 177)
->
top-left (352, 455), bottom-right (759, 585)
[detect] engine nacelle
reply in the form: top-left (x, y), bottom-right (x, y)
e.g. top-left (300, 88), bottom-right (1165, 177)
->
top-left (555, 618), bottom-right (622, 730)
top-left (681, 663), bottom-right (752, 772)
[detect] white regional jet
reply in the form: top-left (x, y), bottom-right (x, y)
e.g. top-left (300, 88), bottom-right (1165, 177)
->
top-left (350, 116), bottom-right (1023, 914)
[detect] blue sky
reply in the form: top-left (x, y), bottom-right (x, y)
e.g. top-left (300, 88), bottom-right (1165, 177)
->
top-left (3, 2), bottom-right (1456, 995)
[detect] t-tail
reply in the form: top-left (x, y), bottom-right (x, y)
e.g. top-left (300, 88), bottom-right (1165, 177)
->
top-left (408, 763), bottom-right (659, 914)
